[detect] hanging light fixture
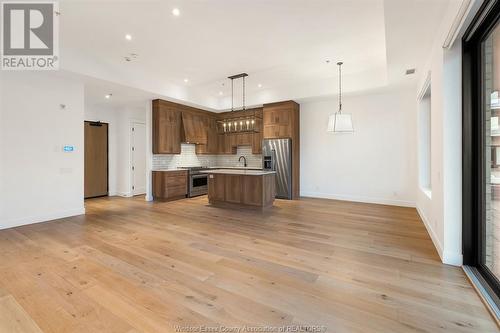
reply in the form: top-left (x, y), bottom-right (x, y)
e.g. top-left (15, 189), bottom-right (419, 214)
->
top-left (219, 73), bottom-right (258, 134)
top-left (327, 62), bottom-right (354, 133)
top-left (228, 73), bottom-right (248, 111)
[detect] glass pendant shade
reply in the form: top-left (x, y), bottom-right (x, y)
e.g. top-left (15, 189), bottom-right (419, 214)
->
top-left (327, 112), bottom-right (354, 133)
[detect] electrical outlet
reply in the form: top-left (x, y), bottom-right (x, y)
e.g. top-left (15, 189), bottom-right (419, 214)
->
top-left (59, 168), bottom-right (73, 174)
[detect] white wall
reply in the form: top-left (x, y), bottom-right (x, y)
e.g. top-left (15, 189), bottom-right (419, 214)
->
top-left (300, 85), bottom-right (417, 207)
top-left (0, 72), bottom-right (85, 229)
top-left (415, 0), bottom-right (471, 266)
top-left (84, 103), bottom-right (146, 197)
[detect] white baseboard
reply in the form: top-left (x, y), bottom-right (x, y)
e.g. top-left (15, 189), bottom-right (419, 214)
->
top-left (300, 191), bottom-right (416, 208)
top-left (116, 192), bottom-right (133, 198)
top-left (416, 206), bottom-right (444, 261)
top-left (443, 251), bottom-right (463, 266)
top-left (415, 206), bottom-right (463, 266)
top-left (0, 207), bottom-right (86, 230)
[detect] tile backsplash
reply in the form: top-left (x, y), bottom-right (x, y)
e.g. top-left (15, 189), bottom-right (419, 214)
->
top-left (153, 144), bottom-right (262, 169)
top-left (217, 146), bottom-right (262, 168)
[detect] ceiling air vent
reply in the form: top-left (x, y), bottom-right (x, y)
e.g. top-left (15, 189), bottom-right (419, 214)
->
top-left (124, 53), bottom-right (139, 62)
top-left (406, 68), bottom-right (416, 75)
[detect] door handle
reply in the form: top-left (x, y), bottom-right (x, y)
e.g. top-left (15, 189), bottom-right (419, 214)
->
top-left (272, 149), bottom-right (277, 171)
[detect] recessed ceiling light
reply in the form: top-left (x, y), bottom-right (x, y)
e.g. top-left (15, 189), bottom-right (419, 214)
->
top-left (105, 94), bottom-right (112, 99)
top-left (183, 78), bottom-right (189, 83)
top-left (125, 34), bottom-right (132, 41)
top-left (219, 91), bottom-right (223, 95)
top-left (257, 84), bottom-right (262, 88)
top-left (172, 8), bottom-right (180, 16)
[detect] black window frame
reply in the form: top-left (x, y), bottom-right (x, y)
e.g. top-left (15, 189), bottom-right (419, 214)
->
top-left (463, 0), bottom-right (500, 301)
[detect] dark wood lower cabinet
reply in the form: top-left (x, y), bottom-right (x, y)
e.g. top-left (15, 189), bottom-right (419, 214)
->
top-left (208, 173), bottom-right (275, 208)
top-left (152, 170), bottom-right (188, 201)
top-left (208, 174), bottom-right (225, 201)
top-left (224, 175), bottom-right (242, 204)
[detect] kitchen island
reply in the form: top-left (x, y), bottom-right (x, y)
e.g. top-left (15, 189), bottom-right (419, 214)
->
top-left (206, 169), bottom-right (276, 209)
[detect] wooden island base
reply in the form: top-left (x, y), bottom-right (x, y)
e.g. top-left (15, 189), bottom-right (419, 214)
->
top-left (208, 172), bottom-right (276, 209)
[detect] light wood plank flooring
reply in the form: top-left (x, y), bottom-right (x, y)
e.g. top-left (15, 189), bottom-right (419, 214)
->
top-left (0, 196), bottom-right (497, 333)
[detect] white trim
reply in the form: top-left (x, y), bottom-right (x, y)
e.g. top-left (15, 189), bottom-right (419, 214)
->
top-left (420, 187), bottom-right (432, 199)
top-left (115, 191), bottom-right (133, 197)
top-left (416, 205), bottom-right (463, 266)
top-left (300, 191), bottom-right (416, 208)
top-left (145, 101), bottom-right (154, 202)
top-left (442, 0), bottom-right (474, 49)
top-left (130, 120), bottom-right (147, 196)
top-left (416, 205), bottom-right (444, 261)
top-left (417, 71), bottom-right (432, 101)
top-left (108, 191), bottom-right (133, 197)
top-left (443, 250), bottom-right (463, 266)
top-left (0, 207), bottom-right (86, 230)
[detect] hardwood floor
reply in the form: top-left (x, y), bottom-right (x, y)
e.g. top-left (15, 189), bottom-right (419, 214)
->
top-left (0, 196), bottom-right (497, 333)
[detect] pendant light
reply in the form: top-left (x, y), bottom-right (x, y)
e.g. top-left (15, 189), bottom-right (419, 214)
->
top-left (228, 73), bottom-right (248, 111)
top-left (220, 73), bottom-right (257, 134)
top-left (327, 62), bottom-right (354, 133)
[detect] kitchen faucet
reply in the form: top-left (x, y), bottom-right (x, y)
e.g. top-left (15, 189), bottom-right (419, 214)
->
top-left (238, 156), bottom-right (247, 167)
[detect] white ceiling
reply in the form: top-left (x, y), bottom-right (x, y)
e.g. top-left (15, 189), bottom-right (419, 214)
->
top-left (58, 0), bottom-right (455, 110)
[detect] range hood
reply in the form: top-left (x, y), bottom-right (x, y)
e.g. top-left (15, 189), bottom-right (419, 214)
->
top-left (181, 111), bottom-right (207, 145)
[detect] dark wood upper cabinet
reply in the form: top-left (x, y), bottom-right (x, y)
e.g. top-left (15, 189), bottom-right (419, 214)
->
top-left (152, 100), bottom-right (182, 154)
top-left (152, 99), bottom-right (296, 158)
top-left (263, 101), bottom-right (300, 199)
top-left (196, 116), bottom-right (219, 154)
top-left (252, 130), bottom-right (262, 154)
top-left (216, 134), bottom-right (236, 155)
top-left (263, 101), bottom-right (298, 139)
top-left (153, 99), bottom-right (211, 154)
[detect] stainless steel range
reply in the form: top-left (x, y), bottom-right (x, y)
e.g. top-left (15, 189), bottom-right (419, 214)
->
top-left (180, 166), bottom-right (209, 197)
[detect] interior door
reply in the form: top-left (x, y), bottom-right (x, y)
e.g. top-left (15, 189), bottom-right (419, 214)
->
top-left (84, 121), bottom-right (108, 198)
top-left (132, 122), bottom-right (146, 195)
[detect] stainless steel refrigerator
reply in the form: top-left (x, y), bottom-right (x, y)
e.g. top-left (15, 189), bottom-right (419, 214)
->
top-left (262, 138), bottom-right (292, 199)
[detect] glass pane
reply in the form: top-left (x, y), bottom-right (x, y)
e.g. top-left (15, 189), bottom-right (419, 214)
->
top-left (193, 177), bottom-right (207, 187)
top-left (484, 21), bottom-right (500, 280)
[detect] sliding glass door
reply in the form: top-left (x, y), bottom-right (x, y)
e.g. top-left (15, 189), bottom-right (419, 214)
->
top-left (463, 0), bottom-right (500, 306)
top-left (484, 20), bottom-right (500, 283)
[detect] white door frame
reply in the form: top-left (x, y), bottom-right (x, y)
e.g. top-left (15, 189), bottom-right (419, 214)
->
top-left (130, 120), bottom-right (146, 196)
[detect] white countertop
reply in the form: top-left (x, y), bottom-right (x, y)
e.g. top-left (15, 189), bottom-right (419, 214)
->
top-left (206, 169), bottom-right (276, 176)
top-left (153, 166), bottom-right (263, 172)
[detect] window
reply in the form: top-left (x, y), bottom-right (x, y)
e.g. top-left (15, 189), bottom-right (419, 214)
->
top-left (463, 0), bottom-right (500, 314)
top-left (418, 77), bottom-right (432, 196)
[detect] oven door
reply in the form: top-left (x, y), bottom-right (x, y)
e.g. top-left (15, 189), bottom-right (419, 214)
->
top-left (189, 174), bottom-right (208, 197)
